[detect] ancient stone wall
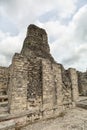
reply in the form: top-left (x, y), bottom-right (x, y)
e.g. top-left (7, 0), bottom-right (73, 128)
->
top-left (52, 63), bottom-right (63, 114)
top-left (21, 24), bottom-right (54, 62)
top-left (8, 53), bottom-right (28, 114)
top-left (78, 71), bottom-right (87, 96)
top-left (69, 68), bottom-right (79, 102)
top-left (0, 67), bottom-right (8, 90)
top-left (27, 58), bottom-right (42, 122)
top-left (0, 24), bottom-right (85, 129)
top-left (0, 67), bottom-right (9, 114)
top-left (61, 67), bottom-right (72, 109)
top-left (42, 59), bottom-right (55, 118)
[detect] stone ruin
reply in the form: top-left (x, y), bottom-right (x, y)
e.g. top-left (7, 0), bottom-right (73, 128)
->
top-left (0, 24), bottom-right (87, 130)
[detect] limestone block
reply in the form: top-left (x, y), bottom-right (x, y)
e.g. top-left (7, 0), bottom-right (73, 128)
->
top-left (8, 54), bottom-right (28, 114)
top-left (52, 63), bottom-right (63, 107)
top-left (42, 59), bottom-right (54, 112)
top-left (69, 68), bottom-right (79, 101)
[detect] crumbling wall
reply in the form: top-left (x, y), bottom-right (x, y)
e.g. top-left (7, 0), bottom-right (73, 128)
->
top-left (62, 68), bottom-right (72, 109)
top-left (0, 67), bottom-right (8, 91)
top-left (8, 53), bottom-right (28, 114)
top-left (52, 63), bottom-right (63, 114)
top-left (27, 58), bottom-right (42, 99)
top-left (0, 24), bottom-right (81, 128)
top-left (0, 67), bottom-right (9, 114)
top-left (69, 68), bottom-right (79, 102)
top-left (42, 59), bottom-right (54, 118)
top-left (78, 71), bottom-right (87, 96)
top-left (27, 58), bottom-right (42, 122)
top-left (21, 24), bottom-right (54, 62)
top-left (41, 59), bottom-right (74, 118)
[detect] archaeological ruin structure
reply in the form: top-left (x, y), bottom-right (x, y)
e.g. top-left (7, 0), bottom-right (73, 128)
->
top-left (0, 24), bottom-right (87, 130)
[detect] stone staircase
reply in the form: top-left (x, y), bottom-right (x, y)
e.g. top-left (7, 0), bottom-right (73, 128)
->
top-left (76, 96), bottom-right (87, 109)
top-left (0, 120), bottom-right (15, 130)
top-left (0, 87), bottom-right (9, 114)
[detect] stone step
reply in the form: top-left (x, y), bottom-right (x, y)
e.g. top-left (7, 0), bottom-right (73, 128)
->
top-left (0, 113), bottom-right (9, 118)
top-left (0, 90), bottom-right (7, 96)
top-left (76, 96), bottom-right (87, 109)
top-left (0, 101), bottom-right (8, 107)
top-left (76, 102), bottom-right (87, 109)
top-left (0, 120), bottom-right (15, 130)
top-left (0, 89), bottom-right (6, 92)
top-left (77, 96), bottom-right (87, 102)
top-left (0, 107), bottom-right (8, 114)
top-left (0, 95), bottom-right (8, 99)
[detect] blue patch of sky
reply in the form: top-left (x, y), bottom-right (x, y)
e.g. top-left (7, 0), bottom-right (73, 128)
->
top-left (38, 8), bottom-right (72, 27)
top-left (39, 1), bottom-right (87, 44)
top-left (0, 15), bottom-right (19, 36)
top-left (39, 9), bottom-right (60, 23)
top-left (77, 0), bottom-right (87, 9)
top-left (59, 16), bottom-right (72, 25)
top-left (60, 0), bottom-right (87, 25)
top-left (48, 36), bottom-right (57, 44)
top-left (73, 0), bottom-right (87, 16)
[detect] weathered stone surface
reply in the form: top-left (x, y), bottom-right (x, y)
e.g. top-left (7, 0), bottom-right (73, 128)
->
top-left (0, 67), bottom-right (9, 115)
top-left (78, 71), bottom-right (87, 96)
top-left (52, 63), bottom-right (63, 113)
top-left (0, 120), bottom-right (15, 130)
top-left (0, 24), bottom-right (86, 129)
top-left (21, 24), bottom-right (54, 62)
top-left (8, 53), bottom-right (28, 114)
top-left (69, 68), bottom-right (79, 102)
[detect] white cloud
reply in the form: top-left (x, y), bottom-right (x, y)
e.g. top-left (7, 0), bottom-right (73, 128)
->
top-left (0, 0), bottom-right (77, 29)
top-left (36, 4), bottom-right (87, 71)
top-left (0, 30), bottom-right (25, 66)
top-left (0, 0), bottom-right (87, 71)
top-left (72, 5), bottom-right (87, 43)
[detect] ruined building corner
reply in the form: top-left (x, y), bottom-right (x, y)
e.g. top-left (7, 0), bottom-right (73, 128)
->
top-left (0, 24), bottom-right (86, 130)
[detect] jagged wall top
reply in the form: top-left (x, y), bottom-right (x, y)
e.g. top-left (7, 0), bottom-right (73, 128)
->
top-left (21, 24), bottom-right (54, 61)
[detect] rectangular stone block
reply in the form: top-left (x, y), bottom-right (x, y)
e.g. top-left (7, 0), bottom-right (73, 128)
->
top-left (42, 59), bottom-right (54, 112)
top-left (69, 68), bottom-right (79, 102)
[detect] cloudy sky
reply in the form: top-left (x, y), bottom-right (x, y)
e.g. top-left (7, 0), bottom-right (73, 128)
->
top-left (0, 0), bottom-right (87, 71)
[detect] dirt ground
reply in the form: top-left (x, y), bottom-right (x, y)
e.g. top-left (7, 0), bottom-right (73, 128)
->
top-left (22, 107), bottom-right (87, 130)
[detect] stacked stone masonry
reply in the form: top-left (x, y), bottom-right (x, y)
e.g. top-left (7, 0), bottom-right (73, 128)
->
top-left (0, 24), bottom-right (86, 130)
top-left (78, 71), bottom-right (87, 96)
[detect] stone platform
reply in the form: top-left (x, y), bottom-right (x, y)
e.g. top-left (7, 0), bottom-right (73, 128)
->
top-left (76, 96), bottom-right (87, 109)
